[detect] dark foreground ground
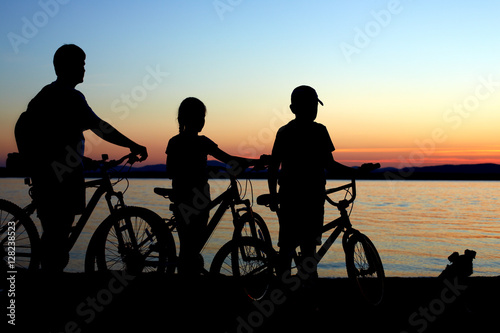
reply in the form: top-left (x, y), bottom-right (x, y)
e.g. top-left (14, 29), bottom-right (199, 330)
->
top-left (3, 272), bottom-right (499, 333)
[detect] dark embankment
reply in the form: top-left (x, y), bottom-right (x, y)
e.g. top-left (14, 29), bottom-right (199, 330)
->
top-left (5, 271), bottom-right (500, 333)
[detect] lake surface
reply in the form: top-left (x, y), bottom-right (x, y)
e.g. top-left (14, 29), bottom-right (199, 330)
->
top-left (1, 178), bottom-right (499, 277)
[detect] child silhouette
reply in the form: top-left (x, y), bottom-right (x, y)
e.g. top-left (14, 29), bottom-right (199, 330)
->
top-left (268, 85), bottom-right (365, 281)
top-left (166, 97), bottom-right (258, 275)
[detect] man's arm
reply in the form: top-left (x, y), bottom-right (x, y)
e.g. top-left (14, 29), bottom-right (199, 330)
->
top-left (90, 120), bottom-right (148, 161)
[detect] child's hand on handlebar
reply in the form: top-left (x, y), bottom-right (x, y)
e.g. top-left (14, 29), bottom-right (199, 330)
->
top-left (252, 154), bottom-right (272, 171)
top-left (130, 144), bottom-right (148, 162)
top-left (259, 154), bottom-right (272, 165)
top-left (359, 163), bottom-right (380, 173)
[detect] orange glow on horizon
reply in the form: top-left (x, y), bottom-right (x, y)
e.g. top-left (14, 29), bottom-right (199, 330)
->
top-left (333, 148), bottom-right (500, 167)
top-left (1, 135), bottom-right (499, 168)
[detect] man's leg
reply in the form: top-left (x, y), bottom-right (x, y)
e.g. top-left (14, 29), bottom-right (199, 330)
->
top-left (38, 208), bottom-right (74, 273)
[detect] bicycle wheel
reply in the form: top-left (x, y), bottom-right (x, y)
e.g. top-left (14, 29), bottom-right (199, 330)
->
top-left (85, 206), bottom-right (176, 275)
top-left (345, 231), bottom-right (385, 306)
top-left (0, 199), bottom-right (40, 270)
top-left (233, 212), bottom-right (272, 246)
top-left (210, 237), bottom-right (276, 301)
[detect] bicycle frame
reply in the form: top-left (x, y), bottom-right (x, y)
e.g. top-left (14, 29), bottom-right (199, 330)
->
top-left (311, 180), bottom-right (357, 262)
top-left (67, 176), bottom-right (125, 251)
top-left (252, 177), bottom-right (384, 305)
top-left (169, 174), bottom-right (254, 255)
top-left (266, 179), bottom-right (357, 266)
top-left (22, 155), bottom-right (133, 253)
top-left (314, 207), bottom-right (352, 262)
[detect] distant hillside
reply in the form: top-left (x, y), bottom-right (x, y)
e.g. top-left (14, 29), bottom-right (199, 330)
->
top-left (375, 163), bottom-right (500, 180)
top-left (1, 162), bottom-right (500, 180)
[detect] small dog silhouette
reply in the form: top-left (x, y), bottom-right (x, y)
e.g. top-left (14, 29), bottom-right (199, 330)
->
top-left (439, 249), bottom-right (476, 279)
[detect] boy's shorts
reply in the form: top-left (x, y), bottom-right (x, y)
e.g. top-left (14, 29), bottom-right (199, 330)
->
top-left (278, 187), bottom-right (325, 249)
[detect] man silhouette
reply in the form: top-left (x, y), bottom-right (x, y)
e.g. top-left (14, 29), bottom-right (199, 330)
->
top-left (15, 44), bottom-right (148, 272)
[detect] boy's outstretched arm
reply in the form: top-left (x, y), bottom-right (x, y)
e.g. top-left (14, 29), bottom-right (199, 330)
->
top-left (326, 153), bottom-right (379, 178)
top-left (326, 153), bottom-right (358, 178)
top-left (329, 162), bottom-right (357, 177)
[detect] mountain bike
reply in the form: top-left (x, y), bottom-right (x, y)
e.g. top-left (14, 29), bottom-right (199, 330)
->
top-left (0, 153), bottom-right (174, 275)
top-left (153, 163), bottom-right (272, 275)
top-left (210, 173), bottom-right (385, 305)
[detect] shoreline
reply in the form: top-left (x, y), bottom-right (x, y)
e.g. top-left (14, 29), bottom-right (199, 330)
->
top-left (2, 173), bottom-right (500, 181)
top-left (2, 162), bottom-right (500, 181)
top-left (4, 271), bottom-right (499, 332)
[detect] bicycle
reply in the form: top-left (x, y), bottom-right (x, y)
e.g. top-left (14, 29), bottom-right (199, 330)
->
top-left (153, 163), bottom-right (272, 276)
top-left (210, 172), bottom-right (385, 305)
top-left (0, 153), bottom-right (174, 275)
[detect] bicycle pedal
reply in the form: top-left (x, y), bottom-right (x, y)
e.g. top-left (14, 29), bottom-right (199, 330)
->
top-left (149, 242), bottom-right (163, 252)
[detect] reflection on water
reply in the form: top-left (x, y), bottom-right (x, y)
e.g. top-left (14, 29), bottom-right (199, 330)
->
top-left (1, 178), bottom-right (499, 277)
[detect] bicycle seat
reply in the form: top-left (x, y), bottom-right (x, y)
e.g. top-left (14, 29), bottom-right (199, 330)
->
top-left (256, 194), bottom-right (271, 206)
top-left (154, 187), bottom-right (176, 201)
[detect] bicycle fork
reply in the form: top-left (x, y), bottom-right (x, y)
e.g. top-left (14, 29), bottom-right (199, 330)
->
top-left (107, 192), bottom-right (145, 273)
top-left (232, 199), bottom-right (264, 241)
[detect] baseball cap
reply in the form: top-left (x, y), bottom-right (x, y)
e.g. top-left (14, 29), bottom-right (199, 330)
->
top-left (291, 85), bottom-right (323, 106)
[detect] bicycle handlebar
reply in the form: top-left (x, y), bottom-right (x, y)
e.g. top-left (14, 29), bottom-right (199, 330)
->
top-left (97, 153), bottom-right (139, 170)
top-left (325, 162), bottom-right (380, 207)
top-left (257, 162), bottom-right (380, 209)
top-left (325, 180), bottom-right (356, 208)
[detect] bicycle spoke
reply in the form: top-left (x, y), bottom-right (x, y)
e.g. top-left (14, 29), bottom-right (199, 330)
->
top-left (0, 200), bottom-right (40, 270)
top-left (346, 233), bottom-right (385, 306)
top-left (88, 208), bottom-right (170, 274)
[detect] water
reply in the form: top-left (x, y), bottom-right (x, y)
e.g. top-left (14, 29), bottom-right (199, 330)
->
top-left (1, 178), bottom-right (499, 277)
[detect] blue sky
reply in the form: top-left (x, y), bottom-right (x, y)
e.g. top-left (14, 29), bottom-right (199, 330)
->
top-left (1, 1), bottom-right (499, 167)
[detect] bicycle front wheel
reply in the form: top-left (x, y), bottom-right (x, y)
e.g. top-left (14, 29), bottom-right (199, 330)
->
top-left (0, 199), bottom-right (40, 270)
top-left (233, 212), bottom-right (272, 246)
top-left (210, 237), bottom-right (276, 301)
top-left (85, 206), bottom-right (176, 275)
top-left (345, 232), bottom-right (385, 306)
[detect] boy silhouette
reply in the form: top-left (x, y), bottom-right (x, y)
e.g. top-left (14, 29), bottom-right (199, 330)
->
top-left (268, 85), bottom-right (366, 281)
top-left (15, 44), bottom-right (148, 272)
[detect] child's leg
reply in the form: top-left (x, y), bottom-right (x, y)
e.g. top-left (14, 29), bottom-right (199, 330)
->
top-left (176, 184), bottom-right (210, 276)
top-left (277, 244), bottom-right (294, 280)
top-left (299, 242), bottom-right (318, 281)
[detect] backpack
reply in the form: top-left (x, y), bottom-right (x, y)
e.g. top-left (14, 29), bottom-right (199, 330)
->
top-left (11, 111), bottom-right (38, 176)
top-left (5, 152), bottom-right (29, 176)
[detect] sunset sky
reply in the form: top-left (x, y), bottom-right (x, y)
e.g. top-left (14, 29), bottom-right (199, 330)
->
top-left (1, 1), bottom-right (499, 168)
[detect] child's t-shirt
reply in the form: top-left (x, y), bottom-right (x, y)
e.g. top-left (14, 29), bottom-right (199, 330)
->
top-left (272, 119), bottom-right (335, 189)
top-left (166, 133), bottom-right (218, 192)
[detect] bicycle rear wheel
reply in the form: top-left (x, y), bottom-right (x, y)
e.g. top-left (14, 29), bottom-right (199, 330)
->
top-left (345, 232), bottom-right (385, 306)
top-left (0, 199), bottom-right (40, 270)
top-left (85, 206), bottom-right (176, 275)
top-left (210, 237), bottom-right (276, 301)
